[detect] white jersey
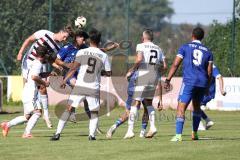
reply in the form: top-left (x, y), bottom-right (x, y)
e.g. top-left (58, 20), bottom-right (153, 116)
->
top-left (22, 59), bottom-right (43, 104)
top-left (74, 47), bottom-right (111, 96)
top-left (27, 30), bottom-right (60, 60)
top-left (24, 59), bottom-right (42, 88)
top-left (136, 41), bottom-right (164, 69)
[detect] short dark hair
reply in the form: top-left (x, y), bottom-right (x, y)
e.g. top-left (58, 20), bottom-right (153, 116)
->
top-left (144, 29), bottom-right (154, 41)
top-left (192, 27), bottom-right (204, 41)
top-left (35, 45), bottom-right (48, 58)
top-left (62, 24), bottom-right (74, 37)
top-left (75, 30), bottom-right (89, 40)
top-left (89, 28), bottom-right (101, 44)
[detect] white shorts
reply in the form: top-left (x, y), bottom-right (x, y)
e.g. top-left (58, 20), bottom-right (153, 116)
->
top-left (22, 86), bottom-right (41, 115)
top-left (68, 94), bottom-right (100, 111)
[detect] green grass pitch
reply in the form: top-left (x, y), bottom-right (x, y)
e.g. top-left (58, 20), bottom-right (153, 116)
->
top-left (0, 106), bottom-right (240, 160)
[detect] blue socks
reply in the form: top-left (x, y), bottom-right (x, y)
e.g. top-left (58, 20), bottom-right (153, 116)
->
top-left (115, 119), bottom-right (123, 127)
top-left (201, 110), bottom-right (208, 120)
top-left (192, 111), bottom-right (202, 132)
top-left (176, 117), bottom-right (185, 134)
top-left (141, 122), bottom-right (148, 130)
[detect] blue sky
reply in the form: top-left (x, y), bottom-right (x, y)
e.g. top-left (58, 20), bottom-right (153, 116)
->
top-left (170, 0), bottom-right (233, 25)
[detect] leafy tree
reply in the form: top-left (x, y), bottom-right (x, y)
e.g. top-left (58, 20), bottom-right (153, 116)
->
top-left (204, 20), bottom-right (240, 76)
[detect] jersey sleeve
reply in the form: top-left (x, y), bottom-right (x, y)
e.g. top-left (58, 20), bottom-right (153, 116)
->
top-left (74, 50), bottom-right (83, 64)
top-left (177, 45), bottom-right (185, 59)
top-left (212, 64), bottom-right (221, 78)
top-left (208, 53), bottom-right (213, 63)
top-left (103, 55), bottom-right (111, 72)
top-left (33, 30), bottom-right (52, 40)
top-left (136, 44), bottom-right (144, 54)
top-left (159, 48), bottom-right (165, 62)
top-left (57, 46), bottom-right (68, 60)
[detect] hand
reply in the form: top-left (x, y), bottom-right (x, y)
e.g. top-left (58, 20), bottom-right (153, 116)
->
top-left (125, 71), bottom-right (132, 81)
top-left (221, 91), bottom-right (227, 96)
top-left (164, 79), bottom-right (170, 91)
top-left (17, 54), bottom-right (22, 61)
top-left (50, 71), bottom-right (58, 76)
top-left (60, 81), bottom-right (66, 89)
top-left (113, 42), bottom-right (119, 49)
top-left (157, 101), bottom-right (163, 111)
top-left (45, 81), bottom-right (50, 87)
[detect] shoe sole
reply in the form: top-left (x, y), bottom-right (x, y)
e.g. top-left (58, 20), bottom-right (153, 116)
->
top-left (145, 131), bottom-right (157, 138)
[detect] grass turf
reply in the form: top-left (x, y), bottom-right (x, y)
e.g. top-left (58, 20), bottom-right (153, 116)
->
top-left (0, 105), bottom-right (240, 160)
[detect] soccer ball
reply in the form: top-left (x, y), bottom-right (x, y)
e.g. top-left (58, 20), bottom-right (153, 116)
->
top-left (74, 16), bottom-right (87, 28)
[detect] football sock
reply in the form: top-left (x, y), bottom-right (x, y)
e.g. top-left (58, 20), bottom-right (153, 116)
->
top-left (40, 94), bottom-right (49, 119)
top-left (192, 111), bottom-right (202, 132)
top-left (25, 112), bottom-right (41, 134)
top-left (147, 106), bottom-right (156, 130)
top-left (115, 119), bottom-right (123, 127)
top-left (201, 110), bottom-right (208, 120)
top-left (8, 116), bottom-right (28, 128)
top-left (127, 106), bottom-right (138, 132)
top-left (176, 116), bottom-right (185, 134)
top-left (89, 112), bottom-right (98, 137)
top-left (141, 122), bottom-right (148, 130)
top-left (56, 110), bottom-right (71, 134)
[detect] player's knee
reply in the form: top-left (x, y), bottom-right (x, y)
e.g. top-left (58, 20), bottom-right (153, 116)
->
top-left (66, 105), bottom-right (73, 112)
top-left (33, 109), bottom-right (42, 116)
top-left (25, 114), bottom-right (31, 120)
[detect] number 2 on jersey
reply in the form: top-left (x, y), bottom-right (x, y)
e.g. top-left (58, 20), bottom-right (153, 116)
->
top-left (86, 57), bottom-right (97, 74)
top-left (149, 50), bottom-right (158, 65)
top-left (193, 49), bottom-right (203, 66)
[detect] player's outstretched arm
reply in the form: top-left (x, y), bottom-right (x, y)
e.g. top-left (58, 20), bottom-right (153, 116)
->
top-left (17, 34), bottom-right (36, 61)
top-left (164, 56), bottom-right (182, 90)
top-left (100, 42), bottom-right (119, 52)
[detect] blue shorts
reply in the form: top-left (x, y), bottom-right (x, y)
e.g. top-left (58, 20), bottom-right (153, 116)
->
top-left (178, 83), bottom-right (206, 104)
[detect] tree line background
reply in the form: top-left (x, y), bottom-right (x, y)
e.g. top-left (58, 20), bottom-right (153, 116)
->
top-left (0, 0), bottom-right (239, 76)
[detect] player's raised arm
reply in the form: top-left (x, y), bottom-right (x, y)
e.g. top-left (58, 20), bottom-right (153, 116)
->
top-left (100, 42), bottom-right (119, 52)
top-left (17, 34), bottom-right (36, 61)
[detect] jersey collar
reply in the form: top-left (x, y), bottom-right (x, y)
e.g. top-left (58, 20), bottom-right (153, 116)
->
top-left (192, 40), bottom-right (201, 44)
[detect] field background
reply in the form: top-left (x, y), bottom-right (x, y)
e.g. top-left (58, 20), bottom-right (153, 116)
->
top-left (0, 105), bottom-right (240, 160)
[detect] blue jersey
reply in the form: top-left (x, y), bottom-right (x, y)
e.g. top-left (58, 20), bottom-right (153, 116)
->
top-left (57, 44), bottom-right (78, 63)
top-left (177, 40), bottom-right (213, 88)
top-left (57, 43), bottom-right (88, 81)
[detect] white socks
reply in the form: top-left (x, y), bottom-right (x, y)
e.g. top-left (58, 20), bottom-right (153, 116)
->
top-left (127, 106), bottom-right (138, 133)
top-left (40, 94), bottom-right (49, 119)
top-left (89, 112), bottom-right (98, 137)
top-left (24, 112), bottom-right (41, 135)
top-left (8, 116), bottom-right (28, 128)
top-left (56, 110), bottom-right (71, 134)
top-left (147, 106), bottom-right (156, 131)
